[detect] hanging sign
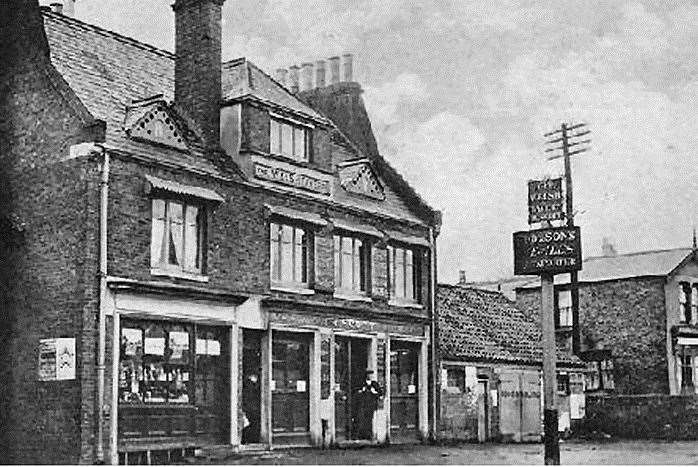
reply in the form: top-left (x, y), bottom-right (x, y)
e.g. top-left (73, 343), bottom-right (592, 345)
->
top-left (513, 226), bottom-right (582, 275)
top-left (38, 337), bottom-right (76, 381)
top-left (528, 178), bottom-right (564, 224)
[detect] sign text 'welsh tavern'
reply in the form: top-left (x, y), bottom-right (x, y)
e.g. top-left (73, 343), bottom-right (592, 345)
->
top-left (254, 162), bottom-right (331, 195)
top-left (528, 177), bottom-right (564, 224)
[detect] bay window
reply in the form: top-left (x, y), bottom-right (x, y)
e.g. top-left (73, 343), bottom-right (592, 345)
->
top-left (151, 199), bottom-right (204, 275)
top-left (270, 117), bottom-right (308, 161)
top-left (270, 222), bottom-right (310, 288)
top-left (334, 235), bottom-right (370, 295)
top-left (388, 245), bottom-right (422, 304)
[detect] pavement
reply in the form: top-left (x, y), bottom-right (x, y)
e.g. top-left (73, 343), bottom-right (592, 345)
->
top-left (188, 440), bottom-right (698, 465)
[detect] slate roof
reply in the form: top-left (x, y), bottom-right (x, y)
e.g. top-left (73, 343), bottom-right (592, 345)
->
top-left (518, 247), bottom-right (695, 288)
top-left (437, 285), bottom-right (582, 366)
top-left (221, 58), bottom-right (327, 123)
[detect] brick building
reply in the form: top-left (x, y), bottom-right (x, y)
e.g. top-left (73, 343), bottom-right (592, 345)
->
top-left (0, 1), bottom-right (440, 463)
top-left (515, 246), bottom-right (698, 396)
top-left (436, 286), bottom-right (584, 443)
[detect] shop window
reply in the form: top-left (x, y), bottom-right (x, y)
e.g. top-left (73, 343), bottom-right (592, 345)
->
top-left (333, 234), bottom-right (370, 295)
top-left (151, 199), bottom-right (205, 275)
top-left (270, 117), bottom-right (308, 161)
top-left (119, 320), bottom-right (223, 405)
top-left (270, 222), bottom-right (310, 288)
top-left (271, 339), bottom-right (309, 392)
top-left (584, 357), bottom-right (615, 391)
top-left (445, 368), bottom-right (466, 394)
top-left (390, 347), bottom-right (417, 395)
top-left (555, 289), bottom-right (573, 328)
top-left (388, 246), bottom-right (422, 304)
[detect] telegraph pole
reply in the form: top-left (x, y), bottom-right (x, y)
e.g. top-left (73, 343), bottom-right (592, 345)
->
top-left (544, 123), bottom-right (590, 354)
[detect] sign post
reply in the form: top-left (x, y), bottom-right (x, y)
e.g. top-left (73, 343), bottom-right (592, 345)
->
top-left (514, 177), bottom-right (582, 465)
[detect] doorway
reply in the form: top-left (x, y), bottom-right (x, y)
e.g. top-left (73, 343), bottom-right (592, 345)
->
top-left (334, 336), bottom-right (371, 442)
top-left (242, 330), bottom-right (262, 444)
top-left (390, 340), bottom-right (419, 442)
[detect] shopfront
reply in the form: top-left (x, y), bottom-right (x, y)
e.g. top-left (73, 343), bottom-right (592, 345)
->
top-left (389, 340), bottom-right (421, 443)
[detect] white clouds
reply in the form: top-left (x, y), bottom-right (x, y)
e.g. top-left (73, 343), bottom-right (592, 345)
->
top-left (364, 73), bottom-right (430, 127)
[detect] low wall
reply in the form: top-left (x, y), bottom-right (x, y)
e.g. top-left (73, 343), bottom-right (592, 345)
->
top-left (581, 394), bottom-right (698, 440)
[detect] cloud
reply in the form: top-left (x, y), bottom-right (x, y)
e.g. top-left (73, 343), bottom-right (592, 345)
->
top-left (364, 73), bottom-right (430, 128)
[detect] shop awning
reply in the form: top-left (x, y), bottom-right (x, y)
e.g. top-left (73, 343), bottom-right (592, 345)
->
top-left (385, 230), bottom-right (432, 248)
top-left (330, 218), bottom-right (383, 238)
top-left (265, 204), bottom-right (328, 226)
top-left (145, 175), bottom-right (224, 203)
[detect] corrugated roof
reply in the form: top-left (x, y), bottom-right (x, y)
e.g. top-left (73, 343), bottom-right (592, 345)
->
top-left (437, 285), bottom-right (581, 366)
top-left (518, 248), bottom-right (694, 288)
top-left (221, 58), bottom-right (327, 123)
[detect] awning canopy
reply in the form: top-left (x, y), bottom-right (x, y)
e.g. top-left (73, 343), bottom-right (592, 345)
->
top-left (265, 204), bottom-right (328, 226)
top-left (145, 175), bottom-right (224, 203)
top-left (677, 337), bottom-right (698, 346)
top-left (331, 218), bottom-right (383, 238)
top-left (385, 230), bottom-right (431, 248)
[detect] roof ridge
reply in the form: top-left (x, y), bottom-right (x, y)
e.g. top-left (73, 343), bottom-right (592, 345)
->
top-left (585, 246), bottom-right (692, 261)
top-left (42, 9), bottom-right (174, 59)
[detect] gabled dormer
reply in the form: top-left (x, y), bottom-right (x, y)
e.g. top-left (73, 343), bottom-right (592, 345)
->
top-left (124, 95), bottom-right (189, 151)
top-left (337, 158), bottom-right (385, 201)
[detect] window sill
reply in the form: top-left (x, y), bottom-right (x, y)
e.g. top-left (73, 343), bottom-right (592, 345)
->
top-left (388, 299), bottom-right (423, 310)
top-left (150, 268), bottom-right (209, 283)
top-left (271, 284), bottom-right (315, 295)
top-left (333, 292), bottom-right (372, 303)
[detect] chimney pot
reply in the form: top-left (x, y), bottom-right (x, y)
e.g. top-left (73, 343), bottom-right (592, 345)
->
top-left (275, 68), bottom-right (288, 88)
top-left (301, 62), bottom-right (313, 91)
top-left (328, 56), bottom-right (340, 85)
top-left (315, 60), bottom-right (326, 88)
top-left (288, 65), bottom-right (300, 93)
top-left (50, 2), bottom-right (63, 14)
top-left (458, 270), bottom-right (467, 285)
top-left (342, 53), bottom-right (353, 82)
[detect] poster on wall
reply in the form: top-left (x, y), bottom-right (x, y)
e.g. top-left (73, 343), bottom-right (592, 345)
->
top-left (39, 337), bottom-right (76, 381)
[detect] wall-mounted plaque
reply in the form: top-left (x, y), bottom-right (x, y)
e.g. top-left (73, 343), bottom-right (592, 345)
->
top-left (39, 337), bottom-right (76, 381)
top-left (513, 226), bottom-right (582, 275)
top-left (254, 162), bottom-right (330, 195)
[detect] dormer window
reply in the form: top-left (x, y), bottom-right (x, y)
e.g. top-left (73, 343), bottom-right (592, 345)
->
top-left (270, 116), bottom-right (308, 162)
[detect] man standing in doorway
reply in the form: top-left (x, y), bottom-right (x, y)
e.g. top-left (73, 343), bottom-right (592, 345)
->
top-left (242, 372), bottom-right (260, 444)
top-left (354, 369), bottom-right (383, 440)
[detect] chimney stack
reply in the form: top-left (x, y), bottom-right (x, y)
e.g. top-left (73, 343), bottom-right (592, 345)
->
top-left (315, 60), bottom-right (326, 88)
top-left (301, 62), bottom-right (313, 91)
top-left (601, 237), bottom-right (617, 257)
top-left (275, 68), bottom-right (288, 88)
top-left (328, 56), bottom-right (340, 85)
top-left (288, 65), bottom-right (299, 93)
top-left (458, 270), bottom-right (467, 285)
top-left (173, 0), bottom-right (225, 149)
top-left (342, 53), bottom-right (353, 82)
top-left (49, 0), bottom-right (74, 15)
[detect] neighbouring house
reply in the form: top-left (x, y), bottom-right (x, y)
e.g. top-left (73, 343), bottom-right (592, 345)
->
top-left (436, 285), bottom-right (585, 443)
top-left (516, 245), bottom-right (698, 396)
top-left (0, 1), bottom-right (441, 463)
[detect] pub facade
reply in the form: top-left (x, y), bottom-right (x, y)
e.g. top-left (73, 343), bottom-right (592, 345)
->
top-left (1, 0), bottom-right (440, 464)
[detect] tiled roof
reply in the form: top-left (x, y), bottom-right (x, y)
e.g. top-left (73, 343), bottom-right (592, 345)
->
top-left (222, 58), bottom-right (327, 123)
top-left (518, 248), bottom-right (694, 288)
top-left (437, 285), bottom-right (581, 366)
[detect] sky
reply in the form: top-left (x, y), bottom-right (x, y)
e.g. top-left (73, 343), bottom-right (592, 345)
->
top-left (62, 0), bottom-right (697, 284)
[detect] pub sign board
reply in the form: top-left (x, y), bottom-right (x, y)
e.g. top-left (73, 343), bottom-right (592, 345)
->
top-left (528, 177), bottom-right (564, 224)
top-left (513, 226), bottom-right (582, 275)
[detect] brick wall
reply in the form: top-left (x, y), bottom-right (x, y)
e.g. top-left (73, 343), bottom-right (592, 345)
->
top-left (517, 277), bottom-right (669, 394)
top-left (581, 394), bottom-right (698, 439)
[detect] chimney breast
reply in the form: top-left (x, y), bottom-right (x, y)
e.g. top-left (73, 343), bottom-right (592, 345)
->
top-left (458, 270), bottom-right (467, 285)
top-left (275, 68), bottom-right (288, 88)
top-left (301, 62), bottom-right (313, 91)
top-left (342, 53), bottom-right (353, 82)
top-left (288, 65), bottom-right (300, 93)
top-left (315, 60), bottom-right (326, 88)
top-left (173, 0), bottom-right (225, 149)
top-left (328, 56), bottom-right (340, 85)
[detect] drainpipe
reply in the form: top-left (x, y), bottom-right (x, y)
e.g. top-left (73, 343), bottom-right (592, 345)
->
top-left (429, 227), bottom-right (438, 441)
top-left (97, 146), bottom-right (110, 463)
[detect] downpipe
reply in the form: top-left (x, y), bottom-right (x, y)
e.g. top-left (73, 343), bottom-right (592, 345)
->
top-left (96, 146), bottom-right (110, 463)
top-left (429, 227), bottom-right (438, 442)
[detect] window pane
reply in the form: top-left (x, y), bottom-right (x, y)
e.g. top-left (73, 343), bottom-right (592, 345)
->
top-left (280, 225), bottom-right (294, 282)
top-left (168, 202), bottom-right (184, 266)
top-left (558, 290), bottom-right (572, 308)
top-left (334, 235), bottom-right (340, 287)
top-left (405, 250), bottom-right (414, 300)
top-left (341, 237), bottom-right (353, 289)
top-left (281, 123), bottom-right (293, 157)
top-left (294, 228), bottom-right (304, 284)
top-left (293, 127), bottom-right (306, 159)
top-left (270, 223), bottom-right (281, 281)
top-left (151, 200), bottom-right (166, 267)
top-left (184, 206), bottom-right (199, 271)
top-left (270, 119), bottom-right (281, 154)
top-left (395, 250), bottom-right (405, 298)
top-left (359, 241), bottom-right (368, 292)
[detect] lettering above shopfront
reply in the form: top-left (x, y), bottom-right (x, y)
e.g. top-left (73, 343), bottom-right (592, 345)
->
top-left (513, 226), bottom-right (582, 275)
top-left (528, 177), bottom-right (564, 224)
top-left (254, 162), bottom-right (331, 195)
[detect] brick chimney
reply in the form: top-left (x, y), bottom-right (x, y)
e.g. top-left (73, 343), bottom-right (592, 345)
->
top-left (49, 0), bottom-right (74, 15)
top-left (173, 0), bottom-right (225, 149)
top-left (458, 270), bottom-right (467, 285)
